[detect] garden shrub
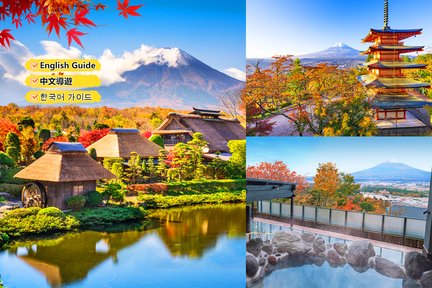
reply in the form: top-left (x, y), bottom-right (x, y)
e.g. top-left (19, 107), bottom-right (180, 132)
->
top-left (68, 206), bottom-right (147, 227)
top-left (138, 190), bottom-right (246, 209)
top-left (0, 152), bottom-right (15, 167)
top-left (102, 183), bottom-right (126, 203)
top-left (6, 147), bottom-right (19, 163)
top-left (126, 183), bottom-right (168, 196)
top-left (86, 190), bottom-right (103, 207)
top-left (1, 167), bottom-right (25, 184)
top-left (0, 213), bottom-right (79, 237)
top-left (5, 207), bottom-right (41, 218)
top-left (38, 207), bottom-right (65, 218)
top-left (149, 135), bottom-right (164, 148)
top-left (65, 195), bottom-right (86, 211)
top-left (33, 150), bottom-right (45, 159)
top-left (128, 179), bottom-right (245, 196)
top-left (103, 157), bottom-right (124, 171)
top-left (0, 196), bottom-right (5, 203)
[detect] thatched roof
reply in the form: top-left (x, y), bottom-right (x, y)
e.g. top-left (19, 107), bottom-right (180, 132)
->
top-left (86, 128), bottom-right (163, 159)
top-left (15, 142), bottom-right (115, 182)
top-left (153, 111), bottom-right (245, 153)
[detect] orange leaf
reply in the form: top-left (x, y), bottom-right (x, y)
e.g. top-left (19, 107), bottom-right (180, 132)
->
top-left (66, 28), bottom-right (86, 48)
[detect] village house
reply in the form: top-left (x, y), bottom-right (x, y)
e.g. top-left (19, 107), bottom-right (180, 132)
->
top-left (14, 142), bottom-right (115, 209)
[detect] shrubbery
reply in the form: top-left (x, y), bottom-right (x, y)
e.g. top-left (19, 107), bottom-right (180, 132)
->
top-left (102, 183), bottom-right (126, 203)
top-left (38, 207), bottom-right (65, 218)
top-left (86, 190), bottom-right (103, 207)
top-left (0, 152), bottom-right (16, 167)
top-left (65, 195), bottom-right (86, 211)
top-left (138, 190), bottom-right (246, 209)
top-left (127, 179), bottom-right (246, 196)
top-left (0, 208), bottom-right (79, 237)
top-left (69, 206), bottom-right (147, 227)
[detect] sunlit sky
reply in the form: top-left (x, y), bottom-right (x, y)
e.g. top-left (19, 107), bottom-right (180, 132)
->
top-left (247, 137), bottom-right (432, 176)
top-left (247, 0), bottom-right (432, 58)
top-left (5, 0), bottom-right (245, 73)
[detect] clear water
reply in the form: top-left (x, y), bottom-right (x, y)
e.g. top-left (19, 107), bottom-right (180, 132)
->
top-left (261, 263), bottom-right (402, 288)
top-left (0, 204), bottom-right (245, 288)
top-left (250, 219), bottom-right (409, 288)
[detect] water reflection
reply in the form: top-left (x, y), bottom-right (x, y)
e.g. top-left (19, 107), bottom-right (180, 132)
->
top-left (0, 204), bottom-right (245, 288)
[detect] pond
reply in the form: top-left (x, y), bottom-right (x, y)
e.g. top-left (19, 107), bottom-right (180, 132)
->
top-left (0, 204), bottom-right (245, 288)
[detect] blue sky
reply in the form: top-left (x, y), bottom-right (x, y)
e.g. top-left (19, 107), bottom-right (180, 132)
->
top-left (5, 0), bottom-right (245, 73)
top-left (247, 0), bottom-right (432, 58)
top-left (247, 137), bottom-right (432, 176)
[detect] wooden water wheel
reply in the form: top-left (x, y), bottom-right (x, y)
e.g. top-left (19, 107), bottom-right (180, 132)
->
top-left (22, 182), bottom-right (47, 208)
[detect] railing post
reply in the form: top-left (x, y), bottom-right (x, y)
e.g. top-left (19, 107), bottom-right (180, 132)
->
top-left (381, 215), bottom-right (385, 241)
top-left (345, 210), bottom-right (348, 228)
top-left (402, 218), bottom-right (407, 246)
top-left (329, 209), bottom-right (332, 225)
top-left (269, 201), bottom-right (272, 215)
top-left (302, 205), bottom-right (305, 226)
top-left (362, 212), bottom-right (366, 232)
top-left (279, 202), bottom-right (282, 217)
top-left (315, 207), bottom-right (318, 224)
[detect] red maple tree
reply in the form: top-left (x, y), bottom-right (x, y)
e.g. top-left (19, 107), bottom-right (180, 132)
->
top-left (42, 135), bottom-right (69, 151)
top-left (0, 0), bottom-right (143, 48)
top-left (247, 161), bottom-right (309, 193)
top-left (78, 128), bottom-right (109, 147)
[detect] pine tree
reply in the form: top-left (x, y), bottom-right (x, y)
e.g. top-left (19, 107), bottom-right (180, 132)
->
top-left (156, 149), bottom-right (169, 181)
top-left (123, 152), bottom-right (142, 184)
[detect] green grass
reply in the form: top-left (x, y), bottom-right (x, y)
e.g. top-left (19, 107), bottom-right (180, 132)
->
top-left (138, 190), bottom-right (246, 209)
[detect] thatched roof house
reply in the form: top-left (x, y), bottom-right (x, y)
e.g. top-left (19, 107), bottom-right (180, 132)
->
top-left (152, 108), bottom-right (245, 153)
top-left (86, 128), bottom-right (163, 160)
top-left (15, 142), bottom-right (115, 209)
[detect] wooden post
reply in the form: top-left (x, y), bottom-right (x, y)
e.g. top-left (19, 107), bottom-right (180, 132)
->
top-left (423, 170), bottom-right (432, 260)
top-left (290, 197), bottom-right (294, 228)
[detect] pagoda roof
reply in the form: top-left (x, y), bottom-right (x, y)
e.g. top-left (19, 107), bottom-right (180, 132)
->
top-left (358, 75), bottom-right (431, 89)
top-left (362, 28), bottom-right (423, 43)
top-left (366, 61), bottom-right (427, 69)
top-left (373, 93), bottom-right (432, 109)
top-left (361, 45), bottom-right (424, 55)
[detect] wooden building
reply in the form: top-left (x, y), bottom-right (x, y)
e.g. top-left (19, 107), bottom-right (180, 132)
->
top-left (86, 128), bottom-right (163, 160)
top-left (358, 0), bottom-right (431, 134)
top-left (14, 142), bottom-right (115, 209)
top-left (152, 108), bottom-right (245, 153)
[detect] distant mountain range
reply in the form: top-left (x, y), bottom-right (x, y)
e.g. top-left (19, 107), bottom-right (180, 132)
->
top-left (247, 43), bottom-right (366, 69)
top-left (352, 162), bottom-right (430, 182)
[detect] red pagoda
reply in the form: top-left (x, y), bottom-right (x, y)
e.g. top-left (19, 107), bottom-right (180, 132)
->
top-left (358, 0), bottom-right (431, 127)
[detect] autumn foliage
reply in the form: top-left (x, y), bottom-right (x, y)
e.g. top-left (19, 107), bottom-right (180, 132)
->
top-left (78, 128), bottom-right (109, 147)
top-left (42, 136), bottom-right (69, 151)
top-left (0, 0), bottom-right (143, 48)
top-left (243, 56), bottom-right (377, 136)
top-left (247, 161), bottom-right (309, 193)
top-left (0, 118), bottom-right (20, 150)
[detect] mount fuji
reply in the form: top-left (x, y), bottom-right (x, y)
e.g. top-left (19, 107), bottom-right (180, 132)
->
top-left (352, 162), bottom-right (430, 182)
top-left (297, 43), bottom-right (364, 60)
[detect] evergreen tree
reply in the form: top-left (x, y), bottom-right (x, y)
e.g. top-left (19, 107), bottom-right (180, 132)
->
top-left (38, 129), bottom-right (51, 143)
top-left (111, 162), bottom-right (124, 181)
top-left (4, 132), bottom-right (20, 162)
top-left (156, 150), bottom-right (169, 181)
top-left (147, 156), bottom-right (156, 181)
top-left (123, 152), bottom-right (142, 184)
top-left (89, 148), bottom-right (97, 160)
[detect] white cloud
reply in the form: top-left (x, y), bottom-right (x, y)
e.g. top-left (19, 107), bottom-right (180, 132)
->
top-left (38, 41), bottom-right (82, 59)
top-left (224, 67), bottom-right (246, 81)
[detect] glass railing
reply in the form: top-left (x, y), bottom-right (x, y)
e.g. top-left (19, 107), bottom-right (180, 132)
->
top-left (255, 201), bottom-right (426, 240)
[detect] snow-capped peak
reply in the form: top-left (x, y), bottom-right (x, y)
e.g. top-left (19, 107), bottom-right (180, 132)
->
top-left (333, 42), bottom-right (347, 48)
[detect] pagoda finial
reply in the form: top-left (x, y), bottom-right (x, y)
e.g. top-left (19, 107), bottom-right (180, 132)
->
top-left (383, 0), bottom-right (390, 30)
